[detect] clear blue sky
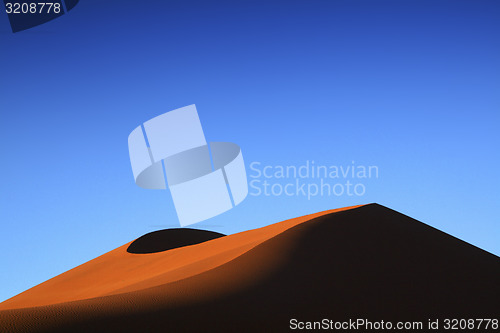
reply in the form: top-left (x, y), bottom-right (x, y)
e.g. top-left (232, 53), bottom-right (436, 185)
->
top-left (1, 0), bottom-right (499, 303)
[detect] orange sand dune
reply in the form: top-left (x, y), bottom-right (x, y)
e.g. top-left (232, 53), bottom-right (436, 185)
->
top-left (0, 205), bottom-right (360, 310)
top-left (0, 204), bottom-right (499, 333)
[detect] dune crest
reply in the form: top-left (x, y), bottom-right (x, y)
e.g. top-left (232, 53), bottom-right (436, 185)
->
top-left (0, 205), bottom-right (360, 310)
top-left (1, 204), bottom-right (498, 333)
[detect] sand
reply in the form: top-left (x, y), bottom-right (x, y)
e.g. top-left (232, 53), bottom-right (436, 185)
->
top-left (0, 204), bottom-right (498, 332)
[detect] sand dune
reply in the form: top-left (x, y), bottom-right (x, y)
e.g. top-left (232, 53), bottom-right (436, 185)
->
top-left (0, 204), bottom-right (498, 332)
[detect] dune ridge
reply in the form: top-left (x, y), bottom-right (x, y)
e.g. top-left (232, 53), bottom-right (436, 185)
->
top-left (0, 204), bottom-right (499, 333)
top-left (0, 205), bottom-right (361, 310)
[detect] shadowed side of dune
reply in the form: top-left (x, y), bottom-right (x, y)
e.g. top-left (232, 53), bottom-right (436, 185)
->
top-left (127, 228), bottom-right (226, 254)
top-left (1, 204), bottom-right (499, 333)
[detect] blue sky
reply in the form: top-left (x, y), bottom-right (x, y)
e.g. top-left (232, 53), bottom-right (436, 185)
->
top-left (1, 0), bottom-right (499, 303)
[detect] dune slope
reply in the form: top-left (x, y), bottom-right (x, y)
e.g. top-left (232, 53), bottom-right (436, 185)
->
top-left (0, 204), bottom-right (498, 333)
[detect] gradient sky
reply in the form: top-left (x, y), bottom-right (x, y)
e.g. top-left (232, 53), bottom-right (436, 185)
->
top-left (1, 0), bottom-right (499, 303)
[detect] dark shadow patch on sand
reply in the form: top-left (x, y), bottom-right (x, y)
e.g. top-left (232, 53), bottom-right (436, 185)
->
top-left (127, 228), bottom-right (225, 254)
